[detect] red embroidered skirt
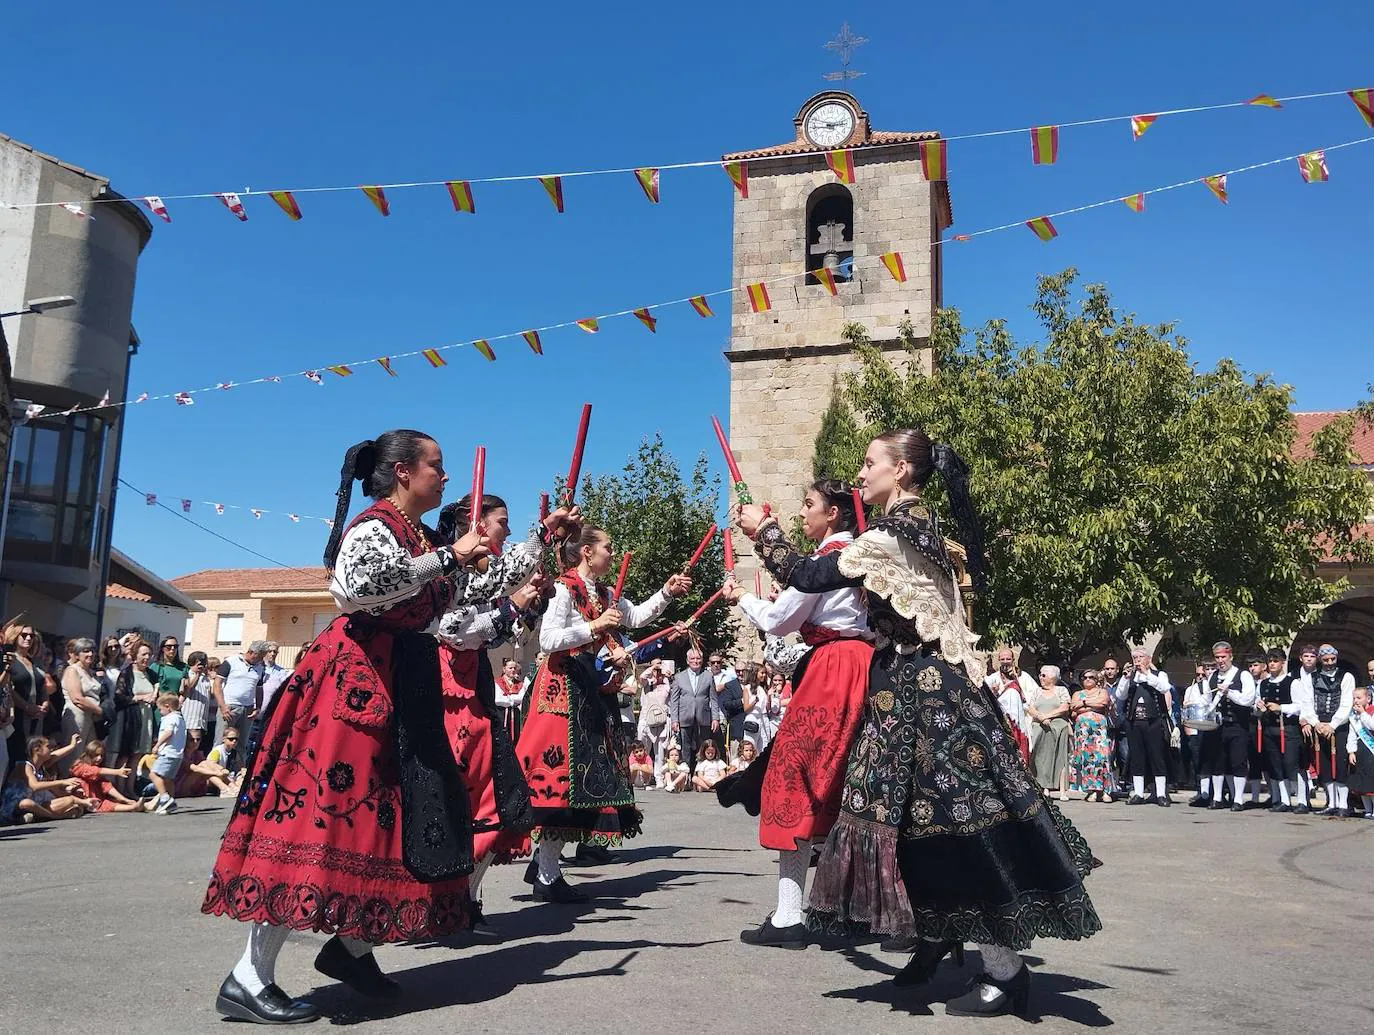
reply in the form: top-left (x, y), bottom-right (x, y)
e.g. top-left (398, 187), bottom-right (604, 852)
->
top-left (201, 617), bottom-right (470, 943)
top-left (759, 638), bottom-right (873, 851)
top-left (439, 647), bottom-right (529, 864)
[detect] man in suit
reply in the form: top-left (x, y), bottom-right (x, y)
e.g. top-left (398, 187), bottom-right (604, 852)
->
top-left (669, 648), bottom-right (721, 774)
top-left (709, 652), bottom-right (747, 752)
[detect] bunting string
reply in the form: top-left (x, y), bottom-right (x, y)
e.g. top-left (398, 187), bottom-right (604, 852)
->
top-left (130, 484), bottom-right (336, 527)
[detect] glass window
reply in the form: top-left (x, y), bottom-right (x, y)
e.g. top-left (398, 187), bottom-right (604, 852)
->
top-left (25, 425), bottom-right (61, 499)
top-left (184, 617), bottom-right (194, 646)
top-left (216, 614), bottom-right (244, 647)
top-left (4, 414), bottom-right (106, 569)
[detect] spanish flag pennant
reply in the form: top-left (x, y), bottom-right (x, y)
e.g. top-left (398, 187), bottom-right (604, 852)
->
top-left (825, 149), bottom-right (856, 184)
top-left (1025, 216), bottom-right (1058, 242)
top-left (919, 139), bottom-right (947, 181)
top-left (1203, 174), bottom-right (1228, 204)
top-left (1122, 193), bottom-right (1145, 213)
top-left (1348, 89), bottom-right (1374, 128)
top-left (1245, 93), bottom-right (1281, 108)
top-left (327, 365), bottom-right (353, 377)
top-left (879, 252), bottom-right (907, 283)
top-left (522, 330), bottom-right (544, 355)
top-left (1297, 150), bottom-right (1329, 183)
top-left (143, 196), bottom-right (171, 222)
top-left (472, 340), bottom-right (496, 362)
top-left (746, 283), bottom-right (771, 313)
top-left (1030, 125), bottom-right (1059, 165)
top-left (814, 267), bottom-right (838, 295)
top-left (689, 295), bottom-right (714, 318)
top-left (269, 190), bottom-right (302, 220)
top-left (377, 357), bottom-right (397, 377)
top-left (633, 308), bottom-right (657, 332)
top-left (576, 317), bottom-right (599, 333)
top-left (634, 167), bottom-right (660, 203)
top-left (539, 176), bottom-right (564, 213)
top-left (421, 348), bottom-right (447, 368)
top-left (446, 180), bottom-right (475, 213)
top-left (361, 186), bottom-right (390, 216)
top-left (1131, 115), bottom-right (1157, 140)
top-left (722, 161), bottom-right (749, 198)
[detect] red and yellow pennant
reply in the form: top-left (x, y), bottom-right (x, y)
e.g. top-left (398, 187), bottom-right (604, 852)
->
top-left (446, 180), bottom-right (475, 213)
top-left (1203, 174), bottom-right (1228, 204)
top-left (1297, 150), bottom-right (1329, 183)
top-left (814, 267), bottom-right (838, 295)
top-left (472, 340), bottom-right (495, 362)
top-left (879, 252), bottom-right (907, 283)
top-left (722, 161), bottom-right (749, 198)
top-left (1025, 216), bottom-right (1058, 242)
top-left (951, 233), bottom-right (971, 242)
top-left (633, 308), bottom-right (657, 332)
top-left (326, 365), bottom-right (353, 377)
top-left (522, 330), bottom-right (544, 355)
top-left (919, 139), bottom-right (947, 181)
top-left (825, 149), bottom-right (856, 184)
top-left (634, 167), bottom-right (660, 203)
top-left (689, 295), bottom-right (713, 317)
top-left (1030, 125), bottom-right (1059, 165)
top-left (361, 186), bottom-right (390, 216)
top-left (1349, 88), bottom-right (1374, 128)
top-left (421, 348), bottom-right (447, 368)
top-left (576, 317), bottom-right (599, 333)
top-left (269, 190), bottom-right (302, 220)
top-left (539, 176), bottom-right (564, 213)
top-left (1131, 114), bottom-right (1157, 140)
top-left (376, 357), bottom-right (397, 377)
top-left (746, 283), bottom-right (771, 313)
top-left (1245, 93), bottom-right (1281, 108)
top-left (1122, 193), bottom-right (1145, 213)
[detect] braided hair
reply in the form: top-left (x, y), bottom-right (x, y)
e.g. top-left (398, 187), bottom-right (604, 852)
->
top-left (436, 493), bottom-right (507, 545)
top-left (322, 429), bottom-right (435, 569)
top-left (809, 478), bottom-right (859, 533)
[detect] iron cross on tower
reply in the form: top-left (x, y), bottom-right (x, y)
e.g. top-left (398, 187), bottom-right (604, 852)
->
top-left (823, 22), bottom-right (867, 81)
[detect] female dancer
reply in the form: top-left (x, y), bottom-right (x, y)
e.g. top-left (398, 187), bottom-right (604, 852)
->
top-left (737, 428), bottom-right (1099, 1018)
top-left (515, 525), bottom-right (690, 903)
top-left (718, 479), bottom-right (873, 950)
top-left (202, 431), bottom-right (498, 1025)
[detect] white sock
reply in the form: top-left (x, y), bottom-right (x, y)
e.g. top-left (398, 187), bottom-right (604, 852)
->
top-left (1276, 780), bottom-right (1291, 806)
top-left (339, 936), bottom-right (373, 958)
top-left (773, 843), bottom-right (810, 928)
top-left (469, 856), bottom-right (492, 901)
top-left (537, 838), bottom-right (564, 885)
top-left (1297, 772), bottom-right (1311, 801)
top-left (978, 943), bottom-right (1023, 982)
top-left (1132, 776), bottom-right (1145, 797)
top-left (231, 922), bottom-right (290, 995)
top-left (1154, 776), bottom-right (1168, 800)
top-left (1323, 780), bottom-right (1336, 807)
top-left (1334, 784), bottom-right (1349, 809)
top-left (1231, 776), bottom-right (1246, 802)
top-left (1208, 776), bottom-right (1224, 799)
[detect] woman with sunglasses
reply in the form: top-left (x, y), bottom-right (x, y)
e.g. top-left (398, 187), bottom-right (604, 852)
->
top-left (150, 638), bottom-right (189, 700)
top-left (4, 621), bottom-right (56, 777)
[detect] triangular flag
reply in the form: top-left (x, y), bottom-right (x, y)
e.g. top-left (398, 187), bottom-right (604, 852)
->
top-left (1030, 125), bottom-right (1059, 165)
top-left (1123, 193), bottom-right (1145, 213)
top-left (214, 503), bottom-right (225, 515)
top-left (746, 283), bottom-right (771, 313)
top-left (269, 191), bottom-right (302, 220)
top-left (1131, 115), bottom-right (1158, 140)
top-left (174, 392), bottom-right (194, 405)
top-left (360, 186), bottom-right (390, 216)
top-left (421, 348), bottom-right (447, 368)
top-left (61, 402), bottom-right (80, 417)
top-left (689, 296), bottom-right (713, 317)
top-left (322, 518), bottom-right (334, 530)
top-left (304, 370), bottom-right (324, 384)
top-left (446, 180), bottom-right (475, 213)
top-left (61, 203), bottom-right (90, 219)
top-left (633, 168), bottom-right (660, 203)
top-left (217, 192), bottom-right (248, 221)
top-left (539, 176), bottom-right (564, 213)
top-left (181, 499), bottom-right (192, 513)
top-left (1203, 174), bottom-right (1228, 204)
top-left (143, 196), bottom-right (171, 222)
top-left (576, 318), bottom-right (599, 333)
top-left (1245, 93), bottom-right (1281, 108)
top-left (951, 234), bottom-right (971, 242)
top-left (145, 494), bottom-right (157, 506)
top-left (814, 267), bottom-right (838, 295)
top-left (1026, 217), bottom-right (1058, 242)
top-left (288, 513), bottom-right (301, 523)
top-left (825, 150), bottom-right (856, 184)
top-left (250, 508), bottom-right (263, 519)
top-left (266, 376), bottom-right (281, 383)
top-left (472, 340), bottom-right (496, 361)
top-left (919, 140), bottom-right (947, 181)
top-left (722, 161), bottom-right (749, 198)
top-left (1349, 89), bottom-right (1374, 128)
top-left (24, 404), bottom-right (46, 420)
top-left (1297, 151), bottom-right (1329, 183)
top-left (97, 389), bottom-right (109, 407)
top-left (879, 252), bottom-right (907, 283)
top-left (522, 330), bottom-right (544, 355)
top-left (633, 308), bottom-right (657, 332)
top-left (215, 382), bottom-right (232, 391)
top-left (377, 357), bottom-right (397, 377)
top-left (135, 392), bottom-right (149, 403)
top-left (326, 365), bottom-right (352, 377)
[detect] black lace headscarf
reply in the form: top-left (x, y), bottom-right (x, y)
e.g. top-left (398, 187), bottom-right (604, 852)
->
top-left (322, 429), bottom-right (434, 569)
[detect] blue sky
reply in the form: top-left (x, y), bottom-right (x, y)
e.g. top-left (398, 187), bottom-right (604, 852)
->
top-left (7, 2), bottom-right (1372, 579)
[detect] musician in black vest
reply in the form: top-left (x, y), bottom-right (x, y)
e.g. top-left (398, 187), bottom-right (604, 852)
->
top-left (1258, 648), bottom-right (1305, 813)
top-left (1300, 644), bottom-right (1355, 817)
top-left (1115, 646), bottom-right (1173, 806)
top-left (1203, 641), bottom-right (1257, 813)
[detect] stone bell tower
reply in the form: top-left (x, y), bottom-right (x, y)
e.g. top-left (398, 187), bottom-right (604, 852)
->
top-left (722, 92), bottom-right (951, 640)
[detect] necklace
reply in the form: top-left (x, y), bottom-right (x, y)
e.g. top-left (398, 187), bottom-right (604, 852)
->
top-left (386, 497), bottom-right (432, 553)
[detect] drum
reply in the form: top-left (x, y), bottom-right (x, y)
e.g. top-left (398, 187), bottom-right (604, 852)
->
top-left (1181, 701), bottom-right (1219, 731)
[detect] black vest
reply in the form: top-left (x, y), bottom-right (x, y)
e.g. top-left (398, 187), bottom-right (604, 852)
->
top-left (1210, 669), bottom-right (1253, 727)
top-left (1258, 675), bottom-right (1296, 726)
top-left (1127, 678), bottom-right (1164, 722)
top-left (1311, 670), bottom-right (1343, 722)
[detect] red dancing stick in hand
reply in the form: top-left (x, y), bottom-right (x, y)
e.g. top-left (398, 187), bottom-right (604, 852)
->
top-left (469, 447), bottom-right (486, 532)
top-left (723, 531), bottom-right (735, 574)
top-left (710, 415), bottom-right (770, 518)
top-left (563, 403), bottom-right (592, 506)
top-left (684, 524), bottom-right (717, 572)
top-left (612, 551), bottom-right (632, 601)
top-left (634, 585), bottom-right (727, 649)
top-left (851, 487), bottom-right (867, 534)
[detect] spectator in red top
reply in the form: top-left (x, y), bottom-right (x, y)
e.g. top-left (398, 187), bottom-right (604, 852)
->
top-left (69, 740), bottom-right (147, 813)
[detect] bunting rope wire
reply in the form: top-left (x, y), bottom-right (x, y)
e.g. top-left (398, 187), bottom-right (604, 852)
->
top-left (26, 131), bottom-right (1373, 426)
top-left (5, 87), bottom-right (1367, 214)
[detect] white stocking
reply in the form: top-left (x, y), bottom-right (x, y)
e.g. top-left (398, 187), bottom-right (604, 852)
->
top-left (978, 943), bottom-right (1023, 981)
top-left (1209, 776), bottom-right (1225, 799)
top-left (1334, 784), bottom-right (1349, 810)
top-left (537, 838), bottom-right (565, 884)
top-left (1297, 771), bottom-right (1311, 802)
top-left (232, 922), bottom-right (290, 995)
top-left (1273, 779), bottom-right (1291, 805)
top-left (773, 841), bottom-right (811, 928)
top-left (1154, 776), bottom-right (1168, 800)
top-left (1131, 776), bottom-right (1145, 797)
top-left (469, 856), bottom-right (492, 901)
top-left (1231, 776), bottom-right (1246, 802)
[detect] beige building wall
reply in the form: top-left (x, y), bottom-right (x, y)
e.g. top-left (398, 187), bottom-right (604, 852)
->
top-left (186, 593), bottom-right (336, 668)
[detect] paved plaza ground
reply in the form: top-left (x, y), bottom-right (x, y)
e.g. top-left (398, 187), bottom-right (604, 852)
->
top-left (3, 790), bottom-right (1371, 1033)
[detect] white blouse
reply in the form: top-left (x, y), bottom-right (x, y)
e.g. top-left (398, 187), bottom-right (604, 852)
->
top-left (738, 532), bottom-right (869, 640)
top-left (538, 572), bottom-right (670, 655)
top-left (329, 517), bottom-right (462, 616)
top-left (433, 534), bottom-right (543, 648)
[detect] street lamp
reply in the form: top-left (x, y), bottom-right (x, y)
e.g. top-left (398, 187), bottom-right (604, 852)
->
top-left (0, 295), bottom-right (76, 319)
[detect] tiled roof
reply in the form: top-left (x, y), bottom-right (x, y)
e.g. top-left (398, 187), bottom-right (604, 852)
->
top-left (105, 582), bottom-right (151, 602)
top-left (171, 567), bottom-right (330, 594)
top-left (1292, 411), bottom-right (1374, 463)
top-left (722, 129), bottom-right (940, 162)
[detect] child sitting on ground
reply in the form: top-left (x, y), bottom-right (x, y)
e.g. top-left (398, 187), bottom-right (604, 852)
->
top-left (658, 745), bottom-right (689, 793)
top-left (729, 739), bottom-right (758, 773)
top-left (149, 694), bottom-right (187, 815)
top-left (628, 743), bottom-right (656, 789)
top-left (0, 735), bottom-right (90, 823)
top-left (69, 740), bottom-right (148, 813)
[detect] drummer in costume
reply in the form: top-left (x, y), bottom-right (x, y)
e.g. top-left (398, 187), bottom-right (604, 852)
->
top-left (515, 525), bottom-right (691, 902)
top-left (737, 429), bottom-right (1100, 1018)
top-left (1345, 685), bottom-right (1374, 818)
top-left (1202, 642), bottom-right (1257, 812)
top-left (716, 478), bottom-right (874, 950)
top-left (1258, 648), bottom-right (1304, 813)
top-left (1115, 646), bottom-right (1173, 806)
top-left (1301, 644), bottom-right (1355, 817)
top-left (203, 431), bottom-right (491, 1025)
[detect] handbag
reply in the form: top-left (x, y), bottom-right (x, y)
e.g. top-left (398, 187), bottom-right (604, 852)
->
top-left (642, 700), bottom-right (669, 727)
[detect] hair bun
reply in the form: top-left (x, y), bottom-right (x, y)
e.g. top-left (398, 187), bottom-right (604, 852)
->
top-left (353, 440), bottom-right (378, 485)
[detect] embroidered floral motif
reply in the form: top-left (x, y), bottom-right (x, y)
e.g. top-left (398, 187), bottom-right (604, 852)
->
top-left (377, 799), bottom-right (396, 830)
top-left (543, 744), bottom-right (566, 769)
top-left (326, 762), bottom-right (355, 793)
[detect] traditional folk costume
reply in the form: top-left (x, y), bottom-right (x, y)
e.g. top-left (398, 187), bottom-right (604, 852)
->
top-left (984, 670), bottom-right (1034, 764)
top-left (716, 531), bottom-right (875, 946)
top-left (495, 671), bottom-right (526, 744)
top-left (1257, 672), bottom-right (1304, 812)
top-left (1200, 666), bottom-right (1257, 812)
top-left (1115, 667), bottom-right (1172, 805)
top-left (1345, 700), bottom-right (1374, 814)
top-left (1301, 662), bottom-right (1355, 816)
top-left (750, 502), bottom-right (1099, 1014)
top-left (515, 569), bottom-right (671, 900)
top-left (204, 499), bottom-right (479, 1022)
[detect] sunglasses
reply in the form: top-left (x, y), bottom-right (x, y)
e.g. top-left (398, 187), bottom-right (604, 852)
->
top-left (18, 632), bottom-right (34, 639)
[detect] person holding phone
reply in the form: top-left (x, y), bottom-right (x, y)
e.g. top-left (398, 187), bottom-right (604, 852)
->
top-left (179, 652), bottom-right (212, 750)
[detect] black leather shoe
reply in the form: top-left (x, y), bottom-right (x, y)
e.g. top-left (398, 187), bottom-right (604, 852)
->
top-left (1269, 803), bottom-right (1291, 813)
top-left (880, 933), bottom-right (922, 953)
top-left (1292, 804), bottom-right (1310, 815)
top-left (946, 964), bottom-right (1030, 1018)
top-left (1230, 803), bottom-right (1246, 812)
top-left (1189, 795), bottom-right (1212, 808)
top-left (739, 915), bottom-right (808, 950)
top-left (523, 859), bottom-right (538, 885)
top-left (533, 876), bottom-right (590, 904)
top-left (215, 973), bottom-right (319, 1024)
top-left (894, 940), bottom-right (965, 987)
top-left (1317, 806), bottom-right (1338, 816)
top-left (1156, 796), bottom-right (1171, 807)
top-left (313, 937), bottom-right (401, 999)
top-left (1128, 795), bottom-right (1148, 805)
top-left (1210, 800), bottom-right (1229, 810)
top-left (573, 843), bottom-right (613, 865)
top-left (469, 899), bottom-right (498, 938)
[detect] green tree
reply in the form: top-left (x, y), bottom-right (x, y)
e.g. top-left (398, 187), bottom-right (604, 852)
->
top-left (815, 269), bottom-right (1374, 665)
top-left (570, 434), bottom-right (735, 652)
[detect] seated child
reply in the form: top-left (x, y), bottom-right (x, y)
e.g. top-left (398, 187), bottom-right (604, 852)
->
top-left (69, 740), bottom-right (148, 813)
top-left (1, 735), bottom-right (90, 823)
top-left (729, 739), bottom-right (758, 773)
top-left (658, 745), bottom-right (689, 793)
top-left (628, 743), bottom-right (655, 789)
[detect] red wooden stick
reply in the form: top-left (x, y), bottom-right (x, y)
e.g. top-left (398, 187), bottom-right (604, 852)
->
top-left (723, 531), bottom-right (735, 573)
top-left (539, 491), bottom-right (550, 524)
top-left (687, 586), bottom-right (725, 623)
top-left (469, 446), bottom-right (486, 532)
top-left (754, 569), bottom-right (762, 597)
top-left (710, 414), bottom-right (770, 518)
top-left (851, 487), bottom-right (867, 533)
top-left (563, 403), bottom-right (592, 505)
top-left (685, 524), bottom-right (717, 571)
top-left (612, 551), bottom-right (631, 601)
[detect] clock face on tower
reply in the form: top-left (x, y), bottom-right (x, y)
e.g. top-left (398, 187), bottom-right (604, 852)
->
top-left (804, 101), bottom-right (856, 148)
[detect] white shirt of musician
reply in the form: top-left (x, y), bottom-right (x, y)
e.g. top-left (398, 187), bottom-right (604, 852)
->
top-left (1299, 669), bottom-right (1355, 730)
top-left (1211, 666), bottom-right (1257, 708)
